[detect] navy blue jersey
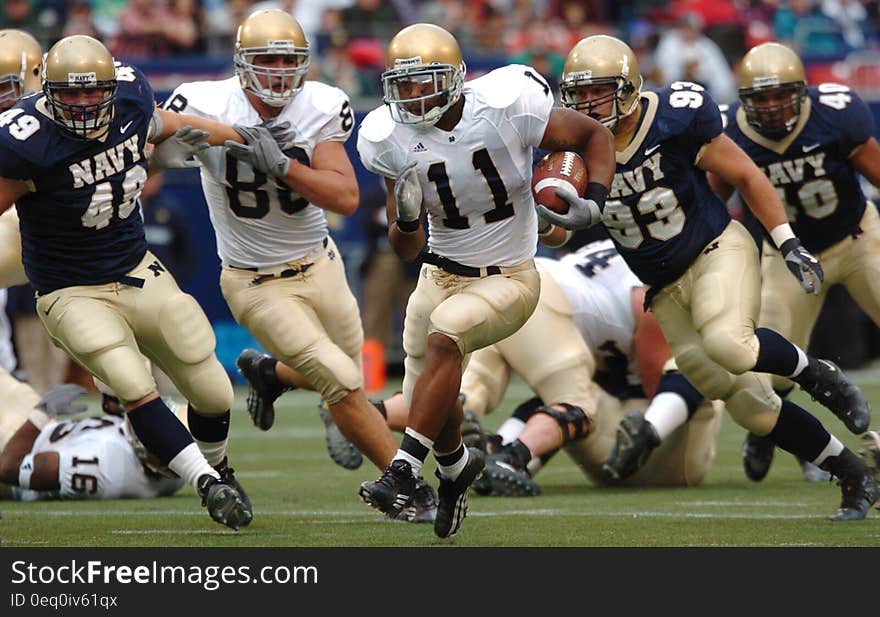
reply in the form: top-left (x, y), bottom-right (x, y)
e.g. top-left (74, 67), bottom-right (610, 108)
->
top-left (0, 63), bottom-right (153, 293)
top-left (724, 84), bottom-right (873, 253)
top-left (604, 83), bottom-right (730, 290)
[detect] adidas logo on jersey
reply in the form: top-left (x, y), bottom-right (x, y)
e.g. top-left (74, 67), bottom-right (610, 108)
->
top-left (412, 142), bottom-right (427, 152)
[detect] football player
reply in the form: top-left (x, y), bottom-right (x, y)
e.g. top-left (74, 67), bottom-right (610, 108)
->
top-left (356, 23), bottom-right (616, 538)
top-left (373, 241), bottom-right (722, 494)
top-left (0, 384), bottom-right (185, 501)
top-left (707, 42), bottom-right (880, 483)
top-left (543, 35), bottom-right (877, 520)
top-left (0, 35), bottom-right (256, 530)
top-left (0, 29), bottom-right (42, 289)
top-left (160, 10), bottom-right (428, 518)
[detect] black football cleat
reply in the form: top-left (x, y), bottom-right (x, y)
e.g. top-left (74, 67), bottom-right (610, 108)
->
top-left (473, 440), bottom-right (540, 497)
top-left (742, 431), bottom-right (776, 482)
top-left (317, 400), bottom-right (363, 470)
top-left (390, 476), bottom-right (438, 523)
top-left (358, 459), bottom-right (417, 518)
top-left (236, 349), bottom-right (290, 431)
top-left (214, 457), bottom-right (253, 526)
top-left (796, 359), bottom-right (871, 434)
top-left (829, 470), bottom-right (878, 521)
top-left (601, 411), bottom-right (661, 484)
top-left (434, 448), bottom-right (486, 539)
top-left (197, 474), bottom-right (251, 531)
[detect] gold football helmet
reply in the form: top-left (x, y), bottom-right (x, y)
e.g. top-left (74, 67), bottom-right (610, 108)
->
top-left (235, 9), bottom-right (310, 107)
top-left (43, 35), bottom-right (117, 139)
top-left (560, 35), bottom-right (642, 130)
top-left (738, 42), bottom-right (807, 137)
top-left (382, 23), bottom-right (466, 127)
top-left (0, 29), bottom-right (43, 111)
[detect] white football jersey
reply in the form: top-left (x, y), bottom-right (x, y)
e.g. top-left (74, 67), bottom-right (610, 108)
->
top-left (538, 240), bottom-right (644, 388)
top-left (357, 64), bottom-right (555, 267)
top-left (0, 289), bottom-right (15, 373)
top-left (166, 78), bottom-right (353, 268)
top-left (14, 415), bottom-right (184, 501)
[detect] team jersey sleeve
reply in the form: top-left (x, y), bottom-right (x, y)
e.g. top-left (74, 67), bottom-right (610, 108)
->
top-left (0, 126), bottom-right (37, 180)
top-left (827, 87), bottom-right (875, 151)
top-left (314, 88), bottom-right (355, 144)
top-left (687, 87), bottom-right (724, 146)
top-left (115, 63), bottom-right (156, 117)
top-left (505, 65), bottom-right (555, 148)
top-left (161, 82), bottom-right (217, 121)
top-left (356, 109), bottom-right (400, 179)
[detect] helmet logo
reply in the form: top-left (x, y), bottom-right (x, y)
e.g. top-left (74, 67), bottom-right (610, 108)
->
top-left (266, 39), bottom-right (296, 52)
top-left (567, 69), bottom-right (592, 81)
top-left (752, 75), bottom-right (780, 88)
top-left (67, 71), bottom-right (97, 85)
top-left (621, 54), bottom-right (629, 76)
top-left (394, 56), bottom-right (423, 68)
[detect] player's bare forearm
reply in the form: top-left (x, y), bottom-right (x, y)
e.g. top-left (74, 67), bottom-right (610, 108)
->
top-left (851, 137), bottom-right (880, 187)
top-left (541, 107), bottom-right (615, 190)
top-left (153, 108), bottom-right (243, 146)
top-left (280, 142), bottom-right (359, 215)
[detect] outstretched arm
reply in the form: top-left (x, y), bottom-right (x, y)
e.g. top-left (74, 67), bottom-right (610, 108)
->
top-left (151, 107), bottom-right (244, 146)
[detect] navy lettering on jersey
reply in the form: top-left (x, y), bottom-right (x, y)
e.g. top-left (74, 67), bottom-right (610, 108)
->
top-left (602, 83), bottom-right (730, 290)
top-left (0, 63), bottom-right (153, 293)
top-left (724, 84), bottom-right (874, 253)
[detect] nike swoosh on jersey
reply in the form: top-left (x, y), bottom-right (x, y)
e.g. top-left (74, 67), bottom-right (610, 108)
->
top-left (802, 143), bottom-right (821, 153)
top-left (120, 120), bottom-right (134, 134)
top-left (644, 144), bottom-right (661, 156)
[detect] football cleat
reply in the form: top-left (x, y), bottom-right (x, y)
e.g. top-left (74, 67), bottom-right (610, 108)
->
top-left (214, 457), bottom-right (253, 526)
top-left (795, 359), bottom-right (871, 434)
top-left (236, 348), bottom-right (290, 431)
top-left (390, 476), bottom-right (437, 523)
top-left (742, 432), bottom-right (775, 482)
top-left (434, 447), bottom-right (486, 539)
top-left (859, 430), bottom-right (880, 510)
top-left (461, 409), bottom-right (487, 452)
top-left (473, 440), bottom-right (540, 497)
top-left (317, 400), bottom-right (363, 470)
top-left (358, 459), bottom-right (416, 518)
top-left (829, 469), bottom-right (878, 522)
top-left (800, 459), bottom-right (831, 483)
top-left (601, 411), bottom-right (660, 484)
top-left (197, 474), bottom-right (251, 531)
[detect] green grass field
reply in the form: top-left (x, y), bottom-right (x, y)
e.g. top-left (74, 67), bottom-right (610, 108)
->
top-left (2, 376), bottom-right (879, 547)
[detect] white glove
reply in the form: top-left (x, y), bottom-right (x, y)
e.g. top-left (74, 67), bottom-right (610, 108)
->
top-left (394, 161), bottom-right (422, 223)
top-left (36, 384), bottom-right (90, 418)
top-left (149, 126), bottom-right (210, 170)
top-left (535, 185), bottom-right (603, 230)
top-left (226, 125), bottom-right (291, 179)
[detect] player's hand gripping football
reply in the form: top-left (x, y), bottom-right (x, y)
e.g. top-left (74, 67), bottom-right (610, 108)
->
top-left (780, 238), bottom-right (824, 295)
top-left (226, 121), bottom-right (294, 179)
top-left (150, 126), bottom-right (210, 170)
top-left (394, 161), bottom-right (422, 224)
top-left (35, 384), bottom-right (90, 419)
top-left (535, 184), bottom-right (603, 230)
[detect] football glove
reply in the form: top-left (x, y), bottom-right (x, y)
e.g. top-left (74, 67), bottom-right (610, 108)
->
top-left (149, 126), bottom-right (210, 170)
top-left (535, 185), bottom-right (603, 230)
top-left (226, 124), bottom-right (291, 179)
top-left (780, 237), bottom-right (823, 295)
top-left (394, 161), bottom-right (422, 223)
top-left (35, 384), bottom-right (90, 419)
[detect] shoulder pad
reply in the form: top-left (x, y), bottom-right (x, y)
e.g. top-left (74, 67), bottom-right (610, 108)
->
top-left (358, 106), bottom-right (395, 143)
top-left (302, 81), bottom-right (348, 116)
top-left (469, 64), bottom-right (543, 110)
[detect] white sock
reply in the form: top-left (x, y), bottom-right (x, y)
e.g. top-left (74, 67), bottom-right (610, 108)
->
top-left (497, 418), bottom-right (526, 444)
top-left (436, 447), bottom-right (470, 481)
top-left (393, 449), bottom-right (424, 476)
top-left (788, 347), bottom-right (810, 378)
top-left (644, 393), bottom-right (689, 440)
top-left (194, 438), bottom-right (227, 468)
top-left (168, 443), bottom-right (219, 490)
top-left (812, 435), bottom-right (844, 466)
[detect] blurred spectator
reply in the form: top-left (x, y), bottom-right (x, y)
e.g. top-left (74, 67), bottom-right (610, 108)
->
top-left (654, 11), bottom-right (737, 103)
top-left (316, 29), bottom-right (368, 98)
top-left (2, 0), bottom-right (38, 29)
top-left (773, 0), bottom-right (835, 48)
top-left (91, 0), bottom-right (127, 39)
top-left (249, 0), bottom-right (356, 53)
top-left (821, 0), bottom-right (871, 48)
top-left (113, 0), bottom-right (198, 59)
top-left (339, 0), bottom-right (402, 41)
top-left (168, 0), bottom-right (201, 54)
top-left (62, 0), bottom-right (100, 38)
top-left (201, 0), bottom-right (251, 56)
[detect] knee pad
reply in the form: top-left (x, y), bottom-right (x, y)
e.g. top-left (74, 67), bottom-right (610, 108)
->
top-left (157, 293), bottom-right (215, 365)
top-left (513, 397), bottom-right (545, 422)
top-left (724, 373), bottom-right (781, 436)
top-left (180, 358), bottom-right (234, 414)
top-left (674, 345), bottom-right (735, 400)
top-left (535, 404), bottom-right (590, 444)
top-left (701, 329), bottom-right (758, 376)
top-left (288, 341), bottom-right (361, 406)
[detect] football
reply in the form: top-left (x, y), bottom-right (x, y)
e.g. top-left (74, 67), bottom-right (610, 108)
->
top-left (531, 151), bottom-right (588, 214)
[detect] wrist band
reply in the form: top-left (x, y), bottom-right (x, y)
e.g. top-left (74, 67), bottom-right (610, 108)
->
top-left (585, 182), bottom-right (608, 206)
top-left (770, 223), bottom-right (796, 250)
top-left (396, 218), bottom-right (420, 233)
top-left (18, 453), bottom-right (34, 489)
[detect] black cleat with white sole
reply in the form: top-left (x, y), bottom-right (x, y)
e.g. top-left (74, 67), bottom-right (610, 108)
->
top-left (359, 459), bottom-right (416, 518)
top-left (795, 359), bottom-right (871, 434)
top-left (390, 476), bottom-right (437, 523)
top-left (434, 447), bottom-right (485, 538)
